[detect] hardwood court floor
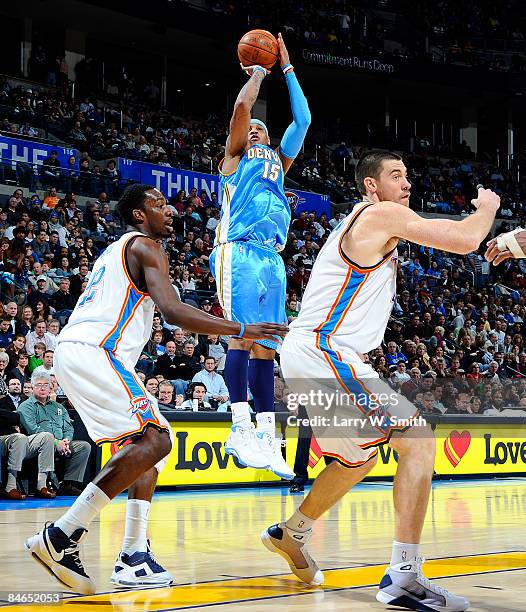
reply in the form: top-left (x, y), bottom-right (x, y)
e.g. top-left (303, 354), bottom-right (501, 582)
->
top-left (0, 478), bottom-right (525, 611)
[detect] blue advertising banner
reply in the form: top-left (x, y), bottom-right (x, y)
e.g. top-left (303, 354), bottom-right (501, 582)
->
top-left (117, 158), bottom-right (330, 218)
top-left (284, 187), bottom-right (330, 218)
top-left (117, 158), bottom-right (222, 204)
top-left (0, 135), bottom-right (78, 170)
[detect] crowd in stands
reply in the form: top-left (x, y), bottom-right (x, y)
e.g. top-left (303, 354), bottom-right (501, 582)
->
top-left (206, 0), bottom-right (526, 71)
top-left (1, 73), bottom-right (525, 224)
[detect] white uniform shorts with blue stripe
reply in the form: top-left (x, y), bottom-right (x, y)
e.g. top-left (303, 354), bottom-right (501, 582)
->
top-left (210, 241), bottom-right (287, 349)
top-left (54, 342), bottom-right (173, 473)
top-left (281, 331), bottom-right (420, 467)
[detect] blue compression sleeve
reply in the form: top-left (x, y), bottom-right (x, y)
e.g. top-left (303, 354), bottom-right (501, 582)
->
top-left (280, 71), bottom-right (311, 160)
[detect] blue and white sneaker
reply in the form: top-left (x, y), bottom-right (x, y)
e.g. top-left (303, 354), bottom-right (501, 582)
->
top-left (111, 541), bottom-right (173, 588)
top-left (376, 557), bottom-right (469, 611)
top-left (225, 423), bottom-right (268, 469)
top-left (256, 432), bottom-right (295, 480)
top-left (25, 523), bottom-right (96, 595)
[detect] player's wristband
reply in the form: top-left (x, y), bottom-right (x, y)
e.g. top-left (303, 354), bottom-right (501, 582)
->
top-left (252, 66), bottom-right (267, 77)
top-left (282, 63), bottom-right (294, 74)
top-left (237, 322), bottom-right (245, 338)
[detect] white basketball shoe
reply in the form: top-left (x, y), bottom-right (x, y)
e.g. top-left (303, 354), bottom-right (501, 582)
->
top-left (256, 431), bottom-right (295, 480)
top-left (376, 556), bottom-right (470, 611)
top-left (111, 541), bottom-right (173, 588)
top-left (224, 423), bottom-right (268, 469)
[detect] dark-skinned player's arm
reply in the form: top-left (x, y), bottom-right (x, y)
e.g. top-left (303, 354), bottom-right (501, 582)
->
top-left (276, 33), bottom-right (311, 175)
top-left (138, 240), bottom-right (287, 341)
top-left (223, 65), bottom-right (269, 173)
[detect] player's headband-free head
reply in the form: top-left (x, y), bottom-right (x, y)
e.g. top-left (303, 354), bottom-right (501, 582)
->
top-left (250, 118), bottom-right (269, 137)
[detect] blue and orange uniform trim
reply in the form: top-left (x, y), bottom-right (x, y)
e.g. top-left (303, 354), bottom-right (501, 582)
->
top-left (311, 205), bottom-right (405, 466)
top-left (96, 234), bottom-right (169, 446)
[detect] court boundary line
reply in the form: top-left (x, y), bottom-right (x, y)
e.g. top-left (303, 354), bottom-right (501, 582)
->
top-left (1, 549), bottom-right (521, 608)
top-left (55, 566), bottom-right (526, 612)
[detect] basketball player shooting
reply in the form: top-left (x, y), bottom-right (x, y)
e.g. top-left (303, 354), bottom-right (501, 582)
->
top-left (210, 33), bottom-right (310, 478)
top-left (24, 184), bottom-right (287, 595)
top-left (261, 152), bottom-right (500, 611)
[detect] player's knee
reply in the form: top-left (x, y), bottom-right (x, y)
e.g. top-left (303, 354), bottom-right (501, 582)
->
top-left (390, 426), bottom-right (435, 462)
top-left (151, 428), bottom-right (172, 461)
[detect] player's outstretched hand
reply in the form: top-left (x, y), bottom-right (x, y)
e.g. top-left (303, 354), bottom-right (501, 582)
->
top-left (243, 322), bottom-right (288, 340)
top-left (471, 187), bottom-right (500, 212)
top-left (484, 237), bottom-right (512, 265)
top-left (277, 33), bottom-right (290, 68)
top-left (240, 63), bottom-right (270, 77)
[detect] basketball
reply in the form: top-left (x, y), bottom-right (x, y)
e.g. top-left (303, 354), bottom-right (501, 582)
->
top-left (238, 30), bottom-right (279, 70)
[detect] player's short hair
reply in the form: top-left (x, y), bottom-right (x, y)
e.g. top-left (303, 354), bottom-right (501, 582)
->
top-left (116, 184), bottom-right (155, 226)
top-left (355, 150), bottom-right (403, 195)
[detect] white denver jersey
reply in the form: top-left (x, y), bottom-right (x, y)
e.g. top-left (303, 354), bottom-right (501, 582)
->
top-left (58, 231), bottom-right (155, 365)
top-left (290, 203), bottom-right (398, 353)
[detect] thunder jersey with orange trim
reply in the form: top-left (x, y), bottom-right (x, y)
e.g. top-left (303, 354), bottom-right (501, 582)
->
top-left (58, 231), bottom-right (155, 365)
top-left (289, 202), bottom-right (398, 354)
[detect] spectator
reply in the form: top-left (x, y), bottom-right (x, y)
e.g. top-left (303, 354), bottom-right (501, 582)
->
top-left (18, 371), bottom-right (91, 496)
top-left (197, 333), bottom-right (227, 369)
top-left (153, 341), bottom-right (180, 381)
top-left (0, 318), bottom-right (14, 348)
top-left (43, 186), bottom-right (60, 209)
top-left (6, 334), bottom-right (27, 370)
top-left (9, 352), bottom-right (30, 385)
top-left (144, 376), bottom-right (159, 397)
top-left (386, 341), bottom-right (408, 367)
top-left (390, 361), bottom-right (411, 390)
top-left (28, 342), bottom-right (46, 373)
top-left (157, 381), bottom-right (175, 409)
top-left (25, 320), bottom-right (57, 356)
top-left (32, 350), bottom-right (54, 377)
top-left (49, 277), bottom-right (76, 324)
top-left (191, 356), bottom-right (229, 411)
top-left (168, 341), bottom-right (201, 396)
top-left (181, 382), bottom-right (212, 411)
top-left (0, 378), bottom-right (56, 499)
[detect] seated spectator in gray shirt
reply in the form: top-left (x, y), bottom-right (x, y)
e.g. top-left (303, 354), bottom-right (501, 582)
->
top-left (18, 371), bottom-right (91, 496)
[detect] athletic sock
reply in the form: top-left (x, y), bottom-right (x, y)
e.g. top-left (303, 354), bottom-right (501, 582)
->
top-left (6, 470), bottom-right (17, 492)
top-left (256, 412), bottom-right (276, 436)
top-left (224, 349), bottom-right (250, 403)
top-left (248, 358), bottom-right (275, 413)
top-left (286, 508), bottom-right (316, 534)
top-left (390, 540), bottom-right (420, 566)
top-left (122, 499), bottom-right (150, 554)
top-left (231, 402), bottom-right (251, 429)
top-left (55, 482), bottom-right (110, 537)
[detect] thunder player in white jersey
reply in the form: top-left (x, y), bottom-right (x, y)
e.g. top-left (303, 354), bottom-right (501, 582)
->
top-left (262, 152), bottom-right (501, 611)
top-left (24, 184), bottom-right (287, 595)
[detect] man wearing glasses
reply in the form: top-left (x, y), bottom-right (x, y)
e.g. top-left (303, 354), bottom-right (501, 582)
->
top-left (18, 371), bottom-right (91, 496)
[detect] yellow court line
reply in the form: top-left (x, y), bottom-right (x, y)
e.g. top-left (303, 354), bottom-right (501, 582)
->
top-left (5, 552), bottom-right (526, 611)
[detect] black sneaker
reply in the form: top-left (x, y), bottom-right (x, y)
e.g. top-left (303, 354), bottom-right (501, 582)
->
top-left (25, 522), bottom-right (96, 594)
top-left (58, 482), bottom-right (83, 496)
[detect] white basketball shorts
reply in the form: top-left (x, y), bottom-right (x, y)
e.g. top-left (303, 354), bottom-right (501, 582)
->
top-left (281, 331), bottom-right (419, 467)
top-left (54, 341), bottom-right (173, 473)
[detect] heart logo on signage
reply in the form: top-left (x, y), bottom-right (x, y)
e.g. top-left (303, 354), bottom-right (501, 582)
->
top-left (444, 430), bottom-right (471, 467)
